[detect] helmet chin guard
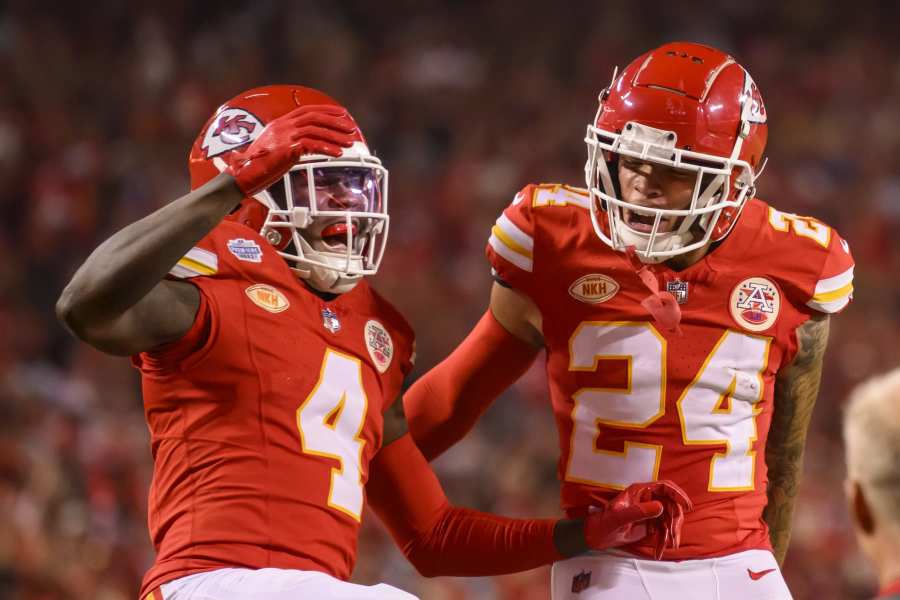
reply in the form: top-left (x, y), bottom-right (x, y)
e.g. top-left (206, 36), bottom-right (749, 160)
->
top-left (583, 42), bottom-right (768, 263)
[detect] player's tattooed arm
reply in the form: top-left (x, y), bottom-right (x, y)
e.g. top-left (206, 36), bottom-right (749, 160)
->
top-left (763, 313), bottom-right (830, 566)
top-left (56, 172), bottom-right (242, 355)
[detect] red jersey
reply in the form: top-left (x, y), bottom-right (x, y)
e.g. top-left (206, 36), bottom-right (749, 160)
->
top-left (486, 183), bottom-right (854, 560)
top-left (133, 220), bottom-right (414, 596)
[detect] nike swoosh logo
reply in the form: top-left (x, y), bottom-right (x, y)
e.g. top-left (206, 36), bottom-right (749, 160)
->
top-left (747, 568), bottom-right (776, 581)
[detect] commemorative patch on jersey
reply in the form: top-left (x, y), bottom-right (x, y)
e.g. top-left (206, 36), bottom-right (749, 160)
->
top-left (227, 238), bottom-right (263, 263)
top-left (201, 108), bottom-right (264, 158)
top-left (364, 320), bottom-right (393, 373)
top-left (245, 284), bottom-right (290, 313)
top-left (568, 274), bottom-right (619, 304)
top-left (730, 277), bottom-right (780, 332)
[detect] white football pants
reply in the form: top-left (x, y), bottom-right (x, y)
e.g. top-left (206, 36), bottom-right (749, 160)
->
top-left (153, 567), bottom-right (418, 600)
top-left (551, 549), bottom-right (792, 600)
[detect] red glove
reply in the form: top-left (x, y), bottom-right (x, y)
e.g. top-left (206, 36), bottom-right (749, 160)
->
top-left (584, 480), bottom-right (692, 559)
top-left (641, 480), bottom-right (692, 559)
top-left (649, 480), bottom-right (694, 560)
top-left (226, 104), bottom-right (358, 197)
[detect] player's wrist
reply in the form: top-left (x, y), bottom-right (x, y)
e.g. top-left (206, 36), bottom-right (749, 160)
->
top-left (553, 518), bottom-right (590, 558)
top-left (193, 171), bottom-right (246, 214)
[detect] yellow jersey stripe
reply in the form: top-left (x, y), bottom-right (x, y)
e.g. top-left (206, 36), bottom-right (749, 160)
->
top-left (807, 296), bottom-right (851, 314)
top-left (814, 265), bottom-right (854, 294)
top-left (488, 234), bottom-right (533, 272)
top-left (491, 225), bottom-right (533, 260)
top-left (496, 213), bottom-right (533, 251)
top-left (812, 282), bottom-right (853, 303)
top-left (177, 256), bottom-right (217, 275)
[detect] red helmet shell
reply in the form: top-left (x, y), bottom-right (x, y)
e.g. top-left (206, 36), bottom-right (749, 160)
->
top-left (188, 85), bottom-right (367, 241)
top-left (595, 42), bottom-right (768, 239)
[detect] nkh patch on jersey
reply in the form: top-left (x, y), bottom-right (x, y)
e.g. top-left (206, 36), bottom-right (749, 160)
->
top-left (201, 109), bottom-right (265, 158)
top-left (245, 284), bottom-right (290, 313)
top-left (568, 274), bottom-right (619, 304)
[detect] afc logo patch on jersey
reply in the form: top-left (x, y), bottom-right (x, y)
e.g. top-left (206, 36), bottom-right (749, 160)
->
top-left (227, 238), bottom-right (263, 263)
top-left (730, 277), bottom-right (780, 332)
top-left (568, 274), bottom-right (619, 304)
top-left (245, 284), bottom-right (290, 313)
top-left (201, 108), bottom-right (264, 158)
top-left (364, 320), bottom-right (393, 373)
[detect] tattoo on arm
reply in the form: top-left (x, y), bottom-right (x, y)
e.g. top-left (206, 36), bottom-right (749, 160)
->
top-left (763, 314), bottom-right (830, 565)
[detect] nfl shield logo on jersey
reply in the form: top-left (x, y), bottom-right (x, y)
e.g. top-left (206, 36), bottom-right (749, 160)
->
top-left (321, 308), bottom-right (341, 334)
top-left (666, 280), bottom-right (689, 304)
top-left (571, 570), bottom-right (591, 594)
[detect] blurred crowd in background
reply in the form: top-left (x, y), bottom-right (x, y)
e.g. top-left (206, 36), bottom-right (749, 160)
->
top-left (2, 1), bottom-right (899, 598)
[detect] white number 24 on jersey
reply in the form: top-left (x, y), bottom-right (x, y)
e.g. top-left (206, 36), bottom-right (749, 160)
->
top-left (566, 322), bottom-right (771, 492)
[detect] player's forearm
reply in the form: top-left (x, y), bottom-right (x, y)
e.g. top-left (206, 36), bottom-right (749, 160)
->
top-left (57, 172), bottom-right (241, 328)
top-left (368, 433), bottom-right (575, 576)
top-left (404, 310), bottom-right (538, 460)
top-left (403, 506), bottom-right (566, 577)
top-left (763, 315), bottom-right (829, 565)
top-left (763, 449), bottom-right (804, 565)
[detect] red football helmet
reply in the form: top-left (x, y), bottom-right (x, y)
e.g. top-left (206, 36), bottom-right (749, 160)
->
top-left (189, 85), bottom-right (389, 293)
top-left (584, 42), bottom-right (768, 262)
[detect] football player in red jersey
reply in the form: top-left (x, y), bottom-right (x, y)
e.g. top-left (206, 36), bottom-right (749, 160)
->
top-left (56, 85), bottom-right (690, 600)
top-left (404, 42), bottom-right (855, 600)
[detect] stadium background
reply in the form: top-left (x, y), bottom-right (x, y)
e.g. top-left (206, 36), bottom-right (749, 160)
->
top-left (2, 1), bottom-right (899, 598)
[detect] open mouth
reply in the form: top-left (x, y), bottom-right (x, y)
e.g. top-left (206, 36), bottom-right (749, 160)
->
top-left (320, 222), bottom-right (358, 249)
top-left (624, 209), bottom-right (678, 233)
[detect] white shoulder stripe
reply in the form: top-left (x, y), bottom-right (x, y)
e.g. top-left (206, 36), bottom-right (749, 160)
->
top-left (807, 296), bottom-right (851, 314)
top-left (496, 213), bottom-right (534, 251)
top-left (168, 246), bottom-right (218, 278)
top-left (489, 234), bottom-right (533, 272)
top-left (184, 247), bottom-right (218, 271)
top-left (814, 266), bottom-right (854, 294)
top-left (169, 264), bottom-right (200, 279)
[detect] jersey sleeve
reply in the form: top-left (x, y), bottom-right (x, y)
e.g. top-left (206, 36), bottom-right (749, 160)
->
top-left (134, 235), bottom-right (222, 371)
top-left (485, 185), bottom-right (537, 291)
top-left (131, 282), bottom-right (218, 372)
top-left (167, 242), bottom-right (219, 279)
top-left (805, 231), bottom-right (855, 314)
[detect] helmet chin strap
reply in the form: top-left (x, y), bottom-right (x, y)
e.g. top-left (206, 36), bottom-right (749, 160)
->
top-left (613, 218), bottom-right (693, 264)
top-left (304, 264), bottom-right (361, 294)
top-left (290, 234), bottom-right (364, 294)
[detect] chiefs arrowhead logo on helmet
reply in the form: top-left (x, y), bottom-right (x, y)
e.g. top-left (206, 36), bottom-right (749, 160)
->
top-left (741, 75), bottom-right (767, 125)
top-left (201, 108), bottom-right (265, 158)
